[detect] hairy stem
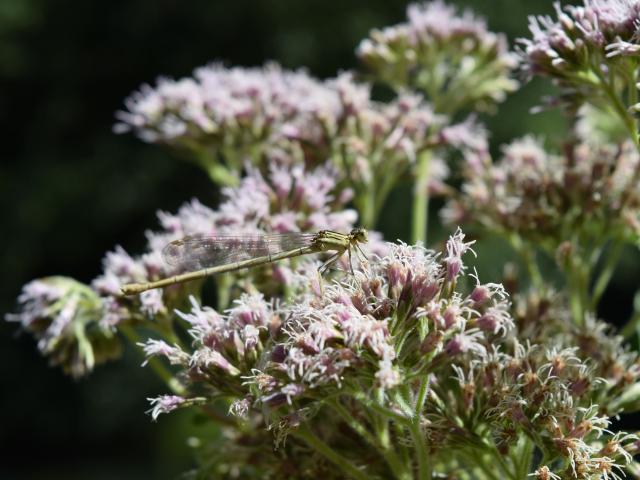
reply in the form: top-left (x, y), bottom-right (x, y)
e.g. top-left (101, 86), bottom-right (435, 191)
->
top-left (409, 419), bottom-right (431, 480)
top-left (415, 376), bottom-right (430, 417)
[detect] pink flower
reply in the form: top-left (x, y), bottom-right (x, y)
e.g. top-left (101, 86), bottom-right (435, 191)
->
top-left (444, 330), bottom-right (487, 357)
top-left (138, 339), bottom-right (189, 366)
top-left (147, 395), bottom-right (186, 421)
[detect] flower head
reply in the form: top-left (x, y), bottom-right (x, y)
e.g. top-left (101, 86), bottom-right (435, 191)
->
top-left (147, 230), bottom-right (513, 419)
top-left (518, 1), bottom-right (640, 113)
top-left (6, 277), bottom-right (121, 377)
top-left (115, 63), bottom-right (339, 150)
top-left (358, 1), bottom-right (518, 113)
top-left (444, 136), bottom-right (640, 249)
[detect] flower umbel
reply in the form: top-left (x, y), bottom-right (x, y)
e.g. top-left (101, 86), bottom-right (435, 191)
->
top-left (358, 1), bottom-right (518, 114)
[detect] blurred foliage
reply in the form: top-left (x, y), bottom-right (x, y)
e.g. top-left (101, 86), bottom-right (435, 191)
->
top-left (6, 0), bottom-right (631, 479)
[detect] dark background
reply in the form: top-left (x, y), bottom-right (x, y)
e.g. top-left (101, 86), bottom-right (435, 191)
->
top-left (3, 1), bottom-right (630, 478)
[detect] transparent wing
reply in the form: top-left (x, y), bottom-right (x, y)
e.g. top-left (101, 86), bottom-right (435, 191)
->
top-left (162, 233), bottom-right (317, 270)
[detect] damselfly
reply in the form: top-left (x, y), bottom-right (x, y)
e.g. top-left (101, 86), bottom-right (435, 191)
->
top-left (120, 228), bottom-right (369, 295)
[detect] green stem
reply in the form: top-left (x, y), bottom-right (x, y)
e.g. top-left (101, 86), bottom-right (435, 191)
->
top-left (328, 399), bottom-right (378, 450)
top-left (595, 67), bottom-right (639, 149)
top-left (412, 151), bottom-right (432, 244)
top-left (517, 437), bottom-right (535, 477)
top-left (359, 184), bottom-right (378, 230)
top-left (591, 241), bottom-right (624, 309)
top-left (566, 255), bottom-right (591, 327)
top-left (74, 320), bottom-right (95, 372)
top-left (347, 388), bottom-right (411, 479)
top-left (628, 62), bottom-right (639, 133)
top-left (375, 169), bottom-right (402, 215)
top-left (621, 308), bottom-right (640, 339)
top-left (464, 450), bottom-right (501, 480)
top-left (205, 163), bottom-right (239, 186)
top-left (568, 270), bottom-right (585, 327)
top-left (495, 451), bottom-right (517, 480)
top-left (508, 234), bottom-right (543, 290)
top-left (215, 273), bottom-right (233, 311)
top-left (415, 376), bottom-right (430, 417)
top-left (409, 419), bottom-right (431, 480)
top-left (353, 391), bottom-right (411, 425)
top-left (293, 424), bottom-right (369, 480)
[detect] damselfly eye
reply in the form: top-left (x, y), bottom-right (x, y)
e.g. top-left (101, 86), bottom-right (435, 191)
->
top-left (351, 228), bottom-right (368, 243)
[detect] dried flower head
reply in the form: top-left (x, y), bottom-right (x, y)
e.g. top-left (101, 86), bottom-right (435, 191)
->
top-left (6, 277), bottom-right (121, 377)
top-left (443, 136), bottom-right (640, 250)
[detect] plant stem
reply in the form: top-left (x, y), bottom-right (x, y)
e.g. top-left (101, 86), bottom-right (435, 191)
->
top-left (205, 163), bottom-right (240, 186)
top-left (359, 184), bottom-right (378, 230)
top-left (293, 424), bottom-right (369, 480)
top-left (595, 67), bottom-right (639, 149)
top-left (216, 273), bottom-right (233, 311)
top-left (591, 241), bottom-right (624, 310)
top-left (508, 234), bottom-right (543, 290)
top-left (415, 376), bottom-right (430, 417)
top-left (464, 450), bottom-right (501, 480)
top-left (327, 399), bottom-right (411, 480)
top-left (328, 399), bottom-right (377, 450)
top-left (568, 272), bottom-right (585, 327)
top-left (409, 419), bottom-right (431, 480)
top-left (621, 308), bottom-right (640, 339)
top-left (496, 456), bottom-right (517, 480)
top-left (412, 151), bottom-right (432, 244)
top-left (566, 256), bottom-right (591, 327)
top-left (517, 437), bottom-right (535, 477)
top-left (353, 391), bottom-right (411, 425)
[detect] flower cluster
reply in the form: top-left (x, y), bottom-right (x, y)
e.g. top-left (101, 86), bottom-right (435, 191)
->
top-left (115, 63), bottom-right (339, 177)
top-left (142, 230), bottom-right (500, 409)
top-left (116, 63), bottom-right (488, 228)
top-left (317, 75), bottom-right (489, 227)
top-left (357, 1), bottom-right (518, 114)
top-left (431, 336), bottom-right (639, 477)
top-left (7, 162), bottom-right (360, 376)
top-left (518, 0), bottom-right (640, 122)
top-left (95, 162), bottom-right (359, 324)
top-left (245, 231), bottom-right (511, 407)
top-left (6, 277), bottom-right (121, 378)
top-left (322, 84), bottom-right (452, 226)
top-left (443, 136), bottom-right (640, 252)
top-left (519, 1), bottom-right (640, 76)
top-left (140, 230), bottom-right (640, 478)
top-left (512, 289), bottom-right (640, 415)
top-left (11, 2), bottom-right (640, 478)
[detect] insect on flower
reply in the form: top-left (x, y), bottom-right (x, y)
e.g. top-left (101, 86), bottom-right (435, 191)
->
top-left (120, 228), bottom-right (369, 295)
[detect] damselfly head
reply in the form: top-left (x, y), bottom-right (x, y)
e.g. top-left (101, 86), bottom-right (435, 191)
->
top-left (350, 227), bottom-right (369, 244)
